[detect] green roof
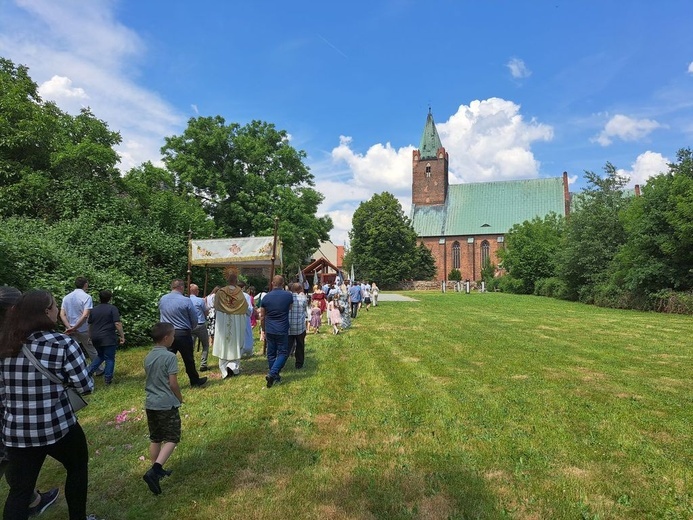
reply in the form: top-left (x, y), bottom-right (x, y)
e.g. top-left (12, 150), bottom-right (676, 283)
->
top-left (419, 111), bottom-right (443, 159)
top-left (411, 177), bottom-right (566, 236)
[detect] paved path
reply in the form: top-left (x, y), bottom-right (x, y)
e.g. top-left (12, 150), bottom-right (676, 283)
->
top-left (376, 293), bottom-right (418, 302)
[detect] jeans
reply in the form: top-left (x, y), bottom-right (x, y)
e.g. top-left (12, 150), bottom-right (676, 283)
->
top-left (4, 423), bottom-right (88, 520)
top-left (289, 330), bottom-right (306, 368)
top-left (266, 333), bottom-right (289, 378)
top-left (88, 345), bottom-right (116, 381)
top-left (168, 331), bottom-right (202, 385)
top-left (351, 301), bottom-right (360, 319)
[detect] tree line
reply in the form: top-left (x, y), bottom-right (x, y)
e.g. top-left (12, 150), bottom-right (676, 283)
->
top-left (0, 58), bottom-right (332, 344)
top-left (496, 158), bottom-right (693, 313)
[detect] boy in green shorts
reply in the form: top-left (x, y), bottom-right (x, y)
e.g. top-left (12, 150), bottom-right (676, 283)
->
top-left (143, 322), bottom-right (183, 495)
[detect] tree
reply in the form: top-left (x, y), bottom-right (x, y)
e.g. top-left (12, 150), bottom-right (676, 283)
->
top-left (412, 242), bottom-right (437, 281)
top-left (611, 148), bottom-right (693, 294)
top-left (557, 163), bottom-right (630, 301)
top-left (161, 117), bottom-right (332, 271)
top-left (497, 213), bottom-right (564, 294)
top-left (349, 192), bottom-right (421, 286)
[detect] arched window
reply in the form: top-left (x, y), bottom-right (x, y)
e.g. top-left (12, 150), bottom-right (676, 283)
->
top-left (425, 163), bottom-right (431, 178)
top-left (481, 240), bottom-right (490, 267)
top-left (452, 241), bottom-right (460, 269)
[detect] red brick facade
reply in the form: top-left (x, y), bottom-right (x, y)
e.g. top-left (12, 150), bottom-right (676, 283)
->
top-left (419, 236), bottom-right (505, 282)
top-left (412, 148), bottom-right (449, 205)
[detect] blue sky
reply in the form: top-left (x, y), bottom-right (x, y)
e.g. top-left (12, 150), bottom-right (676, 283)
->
top-left (2, 0), bottom-right (692, 243)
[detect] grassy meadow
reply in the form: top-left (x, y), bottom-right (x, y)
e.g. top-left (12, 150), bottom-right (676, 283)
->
top-left (3, 292), bottom-right (691, 519)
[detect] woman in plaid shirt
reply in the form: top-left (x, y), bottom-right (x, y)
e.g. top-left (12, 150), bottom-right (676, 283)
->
top-left (0, 289), bottom-right (93, 520)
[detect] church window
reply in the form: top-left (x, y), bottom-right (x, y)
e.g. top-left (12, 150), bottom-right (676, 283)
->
top-left (425, 163), bottom-right (431, 177)
top-left (481, 240), bottom-right (490, 266)
top-left (452, 241), bottom-right (460, 269)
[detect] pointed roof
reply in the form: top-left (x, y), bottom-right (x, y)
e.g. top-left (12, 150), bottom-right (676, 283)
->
top-left (419, 108), bottom-right (443, 159)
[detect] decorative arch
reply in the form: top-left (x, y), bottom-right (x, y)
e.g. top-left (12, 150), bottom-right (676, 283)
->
top-left (452, 241), bottom-right (460, 269)
top-left (481, 240), bottom-right (490, 267)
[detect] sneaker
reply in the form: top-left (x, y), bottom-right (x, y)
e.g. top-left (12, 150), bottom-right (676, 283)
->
top-left (143, 467), bottom-right (162, 495)
top-left (28, 488), bottom-right (59, 517)
top-left (86, 515), bottom-right (104, 520)
top-left (191, 377), bottom-right (207, 387)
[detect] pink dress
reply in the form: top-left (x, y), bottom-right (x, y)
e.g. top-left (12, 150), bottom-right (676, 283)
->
top-left (310, 307), bottom-right (322, 329)
top-left (328, 301), bottom-right (342, 325)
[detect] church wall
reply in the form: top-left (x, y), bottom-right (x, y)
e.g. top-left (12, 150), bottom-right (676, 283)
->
top-left (420, 235), bottom-right (506, 281)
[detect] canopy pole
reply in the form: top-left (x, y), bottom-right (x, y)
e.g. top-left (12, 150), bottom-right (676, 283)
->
top-left (269, 216), bottom-right (279, 291)
top-left (204, 266), bottom-right (209, 296)
top-left (186, 228), bottom-right (193, 295)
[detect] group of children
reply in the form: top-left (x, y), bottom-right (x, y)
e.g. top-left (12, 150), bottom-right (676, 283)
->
top-left (309, 294), bottom-right (344, 335)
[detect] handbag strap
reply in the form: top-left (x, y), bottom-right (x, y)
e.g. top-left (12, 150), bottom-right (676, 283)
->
top-left (21, 345), bottom-right (65, 386)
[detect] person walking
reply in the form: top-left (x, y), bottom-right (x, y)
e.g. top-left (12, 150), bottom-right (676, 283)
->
top-left (60, 277), bottom-right (99, 366)
top-left (188, 284), bottom-right (210, 372)
top-left (213, 271), bottom-right (249, 379)
top-left (158, 280), bottom-right (207, 388)
top-left (371, 282), bottom-right (380, 307)
top-left (288, 283), bottom-right (307, 369)
top-left (259, 275), bottom-right (293, 388)
top-left (348, 281), bottom-right (362, 319)
top-left (87, 290), bottom-right (124, 385)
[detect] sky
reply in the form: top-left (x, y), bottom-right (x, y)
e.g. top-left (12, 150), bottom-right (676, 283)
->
top-left (2, 0), bottom-right (692, 245)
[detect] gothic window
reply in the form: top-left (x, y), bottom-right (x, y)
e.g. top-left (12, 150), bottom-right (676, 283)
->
top-left (425, 163), bottom-right (431, 178)
top-left (481, 240), bottom-right (490, 267)
top-left (452, 241), bottom-right (460, 269)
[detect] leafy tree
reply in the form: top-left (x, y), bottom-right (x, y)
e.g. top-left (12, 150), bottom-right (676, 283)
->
top-left (412, 242), bottom-right (437, 281)
top-left (161, 117), bottom-right (332, 271)
top-left (349, 192), bottom-right (421, 287)
top-left (448, 269), bottom-right (462, 281)
top-left (611, 148), bottom-right (693, 294)
top-left (557, 163), bottom-right (630, 301)
top-left (497, 213), bottom-right (564, 294)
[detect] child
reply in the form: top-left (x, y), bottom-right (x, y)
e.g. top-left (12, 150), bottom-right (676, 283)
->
top-left (143, 322), bottom-right (183, 495)
top-left (309, 300), bottom-right (322, 334)
top-left (328, 294), bottom-right (342, 335)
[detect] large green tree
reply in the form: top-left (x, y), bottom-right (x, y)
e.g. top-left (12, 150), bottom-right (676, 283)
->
top-left (161, 117), bottom-right (332, 271)
top-left (557, 163), bottom-right (630, 302)
top-left (497, 213), bottom-right (565, 294)
top-left (349, 192), bottom-right (433, 287)
top-left (611, 148), bottom-right (693, 294)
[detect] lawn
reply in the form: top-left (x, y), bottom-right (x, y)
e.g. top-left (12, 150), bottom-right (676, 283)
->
top-left (3, 292), bottom-right (691, 519)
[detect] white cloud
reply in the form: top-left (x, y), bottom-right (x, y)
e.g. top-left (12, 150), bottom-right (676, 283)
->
top-left (506, 58), bottom-right (531, 79)
top-left (594, 114), bottom-right (661, 146)
top-left (321, 98), bottom-right (553, 243)
top-left (688, 61), bottom-right (693, 74)
top-left (0, 0), bottom-right (183, 171)
top-left (617, 151), bottom-right (669, 188)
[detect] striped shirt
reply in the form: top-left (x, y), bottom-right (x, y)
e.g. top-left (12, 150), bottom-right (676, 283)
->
top-left (0, 330), bottom-right (92, 447)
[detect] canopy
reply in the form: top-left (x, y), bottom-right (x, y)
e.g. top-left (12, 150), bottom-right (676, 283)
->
top-left (189, 236), bottom-right (281, 267)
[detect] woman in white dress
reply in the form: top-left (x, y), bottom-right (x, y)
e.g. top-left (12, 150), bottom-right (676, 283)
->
top-left (213, 272), bottom-right (248, 379)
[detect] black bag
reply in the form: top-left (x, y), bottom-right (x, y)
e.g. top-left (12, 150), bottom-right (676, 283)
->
top-left (22, 346), bottom-right (88, 413)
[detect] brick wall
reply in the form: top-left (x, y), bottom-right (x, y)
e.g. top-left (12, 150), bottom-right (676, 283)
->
top-left (412, 148), bottom-right (449, 205)
top-left (419, 235), bottom-right (506, 281)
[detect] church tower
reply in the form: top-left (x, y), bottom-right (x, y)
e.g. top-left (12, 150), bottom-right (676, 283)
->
top-left (412, 109), bottom-right (449, 206)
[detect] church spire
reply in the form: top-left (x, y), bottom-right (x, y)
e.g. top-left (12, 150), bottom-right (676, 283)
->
top-left (418, 109), bottom-right (443, 160)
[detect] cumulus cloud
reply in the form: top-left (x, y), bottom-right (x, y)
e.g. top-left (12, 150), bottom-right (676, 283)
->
top-left (323, 98), bottom-right (553, 243)
top-left (688, 61), bottom-right (693, 74)
top-left (616, 151), bottom-right (669, 188)
top-left (0, 0), bottom-right (183, 171)
top-left (506, 58), bottom-right (531, 79)
top-left (593, 114), bottom-right (661, 146)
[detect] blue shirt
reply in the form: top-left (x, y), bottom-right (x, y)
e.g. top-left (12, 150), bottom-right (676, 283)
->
top-left (348, 284), bottom-right (362, 303)
top-left (158, 291), bottom-right (197, 331)
top-left (60, 288), bottom-right (93, 333)
top-left (260, 289), bottom-right (293, 335)
top-left (189, 294), bottom-right (207, 324)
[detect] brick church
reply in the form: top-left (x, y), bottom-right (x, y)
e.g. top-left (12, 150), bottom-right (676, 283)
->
top-left (411, 110), bottom-right (571, 282)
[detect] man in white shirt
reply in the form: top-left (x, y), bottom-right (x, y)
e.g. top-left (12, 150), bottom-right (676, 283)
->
top-left (60, 276), bottom-right (99, 363)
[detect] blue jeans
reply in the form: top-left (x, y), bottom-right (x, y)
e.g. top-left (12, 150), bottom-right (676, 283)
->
top-left (88, 345), bottom-right (116, 381)
top-left (266, 333), bottom-right (289, 378)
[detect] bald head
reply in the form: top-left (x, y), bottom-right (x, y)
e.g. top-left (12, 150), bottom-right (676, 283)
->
top-left (189, 284), bottom-right (199, 296)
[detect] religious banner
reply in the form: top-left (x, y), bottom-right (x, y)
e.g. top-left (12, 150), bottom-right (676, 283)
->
top-left (189, 236), bottom-right (281, 267)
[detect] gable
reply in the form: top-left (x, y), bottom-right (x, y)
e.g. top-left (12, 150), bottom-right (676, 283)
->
top-left (411, 177), bottom-right (566, 236)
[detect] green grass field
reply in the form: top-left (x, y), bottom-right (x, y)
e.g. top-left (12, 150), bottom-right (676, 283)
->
top-left (3, 292), bottom-right (691, 519)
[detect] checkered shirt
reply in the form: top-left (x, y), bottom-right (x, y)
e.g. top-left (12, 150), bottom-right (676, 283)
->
top-left (288, 293), bottom-right (307, 335)
top-left (0, 330), bottom-right (93, 447)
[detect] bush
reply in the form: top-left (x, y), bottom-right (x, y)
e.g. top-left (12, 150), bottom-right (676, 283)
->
top-left (651, 290), bottom-right (693, 314)
top-left (448, 269), bottom-right (462, 281)
top-left (496, 275), bottom-right (525, 294)
top-left (534, 277), bottom-right (570, 299)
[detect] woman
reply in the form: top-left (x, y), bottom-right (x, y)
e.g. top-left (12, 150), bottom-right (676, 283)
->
top-left (0, 289), bottom-right (93, 520)
top-left (338, 281), bottom-right (352, 330)
top-left (213, 272), bottom-right (249, 379)
top-left (310, 284), bottom-right (327, 319)
top-left (205, 286), bottom-right (220, 348)
top-left (371, 281), bottom-right (380, 307)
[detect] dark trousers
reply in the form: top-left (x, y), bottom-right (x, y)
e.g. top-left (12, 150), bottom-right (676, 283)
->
top-left (3, 423), bottom-right (88, 520)
top-left (351, 302), bottom-right (360, 319)
top-left (289, 330), bottom-right (306, 368)
top-left (168, 331), bottom-right (201, 385)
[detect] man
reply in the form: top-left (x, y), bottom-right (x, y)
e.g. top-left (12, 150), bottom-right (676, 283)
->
top-left (158, 279), bottom-right (207, 387)
top-left (348, 280), bottom-right (362, 319)
top-left (288, 283), bottom-right (308, 369)
top-left (87, 290), bottom-right (125, 385)
top-left (259, 275), bottom-right (293, 388)
top-left (60, 276), bottom-right (99, 365)
top-left (188, 284), bottom-right (210, 372)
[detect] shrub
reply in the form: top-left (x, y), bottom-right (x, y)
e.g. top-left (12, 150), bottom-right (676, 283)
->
top-left (448, 269), bottom-right (462, 281)
top-left (496, 275), bottom-right (525, 293)
top-left (651, 290), bottom-right (693, 314)
top-left (534, 277), bottom-right (569, 299)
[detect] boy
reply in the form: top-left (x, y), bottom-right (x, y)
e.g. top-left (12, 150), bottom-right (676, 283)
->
top-left (143, 323), bottom-right (183, 495)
